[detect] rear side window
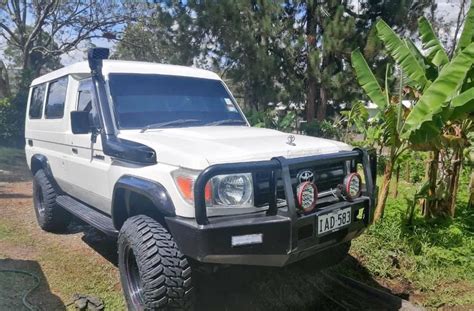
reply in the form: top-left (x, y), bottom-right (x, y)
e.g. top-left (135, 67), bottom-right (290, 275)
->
top-left (45, 76), bottom-right (68, 119)
top-left (29, 84), bottom-right (46, 119)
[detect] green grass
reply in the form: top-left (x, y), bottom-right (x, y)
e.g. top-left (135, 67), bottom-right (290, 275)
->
top-left (348, 171), bottom-right (474, 308)
top-left (0, 218), bottom-right (125, 310)
top-left (0, 146), bottom-right (29, 181)
top-left (0, 147), bottom-right (26, 169)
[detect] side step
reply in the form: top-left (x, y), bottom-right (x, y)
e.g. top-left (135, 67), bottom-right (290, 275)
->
top-left (56, 195), bottom-right (118, 237)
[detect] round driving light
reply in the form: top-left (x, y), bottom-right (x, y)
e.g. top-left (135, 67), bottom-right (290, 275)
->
top-left (216, 174), bottom-right (253, 205)
top-left (344, 173), bottom-right (362, 200)
top-left (296, 181), bottom-right (318, 213)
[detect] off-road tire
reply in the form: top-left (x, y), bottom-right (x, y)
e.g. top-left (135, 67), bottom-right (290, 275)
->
top-left (118, 215), bottom-right (193, 310)
top-left (33, 169), bottom-right (71, 232)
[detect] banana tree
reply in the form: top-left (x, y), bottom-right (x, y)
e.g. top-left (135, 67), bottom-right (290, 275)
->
top-left (351, 50), bottom-right (408, 221)
top-left (403, 41), bottom-right (474, 217)
top-left (391, 16), bottom-right (474, 218)
top-left (352, 7), bottom-right (474, 220)
top-left (340, 101), bottom-right (369, 143)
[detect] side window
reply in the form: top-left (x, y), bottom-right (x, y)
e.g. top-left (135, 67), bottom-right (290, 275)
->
top-left (76, 81), bottom-right (99, 130)
top-left (45, 76), bottom-right (68, 119)
top-left (77, 90), bottom-right (93, 113)
top-left (29, 84), bottom-right (46, 119)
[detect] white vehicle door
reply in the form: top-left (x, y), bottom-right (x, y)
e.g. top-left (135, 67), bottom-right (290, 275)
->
top-left (64, 78), bottom-right (112, 213)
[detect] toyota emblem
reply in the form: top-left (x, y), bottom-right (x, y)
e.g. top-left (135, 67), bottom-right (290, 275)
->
top-left (297, 169), bottom-right (314, 183)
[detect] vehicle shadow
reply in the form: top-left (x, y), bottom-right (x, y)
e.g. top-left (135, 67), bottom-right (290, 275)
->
top-left (67, 219), bottom-right (119, 266)
top-left (193, 254), bottom-right (405, 311)
top-left (0, 258), bottom-right (66, 311)
top-left (76, 223), bottom-right (406, 310)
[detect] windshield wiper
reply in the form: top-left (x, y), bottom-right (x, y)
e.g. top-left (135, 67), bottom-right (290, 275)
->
top-left (140, 119), bottom-right (201, 133)
top-left (205, 119), bottom-right (247, 126)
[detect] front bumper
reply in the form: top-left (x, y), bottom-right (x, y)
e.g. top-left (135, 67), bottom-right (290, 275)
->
top-left (166, 148), bottom-right (376, 267)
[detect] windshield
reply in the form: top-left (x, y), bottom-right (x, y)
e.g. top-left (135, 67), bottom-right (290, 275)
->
top-left (108, 74), bottom-right (247, 130)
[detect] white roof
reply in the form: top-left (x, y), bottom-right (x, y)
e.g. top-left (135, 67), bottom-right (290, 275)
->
top-left (31, 60), bottom-right (221, 86)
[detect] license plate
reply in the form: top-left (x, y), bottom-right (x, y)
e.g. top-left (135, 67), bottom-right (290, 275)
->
top-left (317, 208), bottom-right (351, 235)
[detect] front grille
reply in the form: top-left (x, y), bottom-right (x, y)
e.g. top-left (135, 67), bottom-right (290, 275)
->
top-left (254, 161), bottom-right (347, 208)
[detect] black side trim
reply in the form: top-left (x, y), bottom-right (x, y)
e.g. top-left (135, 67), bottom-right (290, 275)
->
top-left (30, 154), bottom-right (63, 192)
top-left (56, 195), bottom-right (118, 237)
top-left (30, 154), bottom-right (51, 176)
top-left (112, 175), bottom-right (176, 228)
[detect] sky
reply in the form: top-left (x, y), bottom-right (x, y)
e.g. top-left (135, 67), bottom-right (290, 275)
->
top-left (0, 0), bottom-right (471, 68)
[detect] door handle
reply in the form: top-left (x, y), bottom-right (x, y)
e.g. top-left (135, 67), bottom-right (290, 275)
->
top-left (93, 154), bottom-right (105, 160)
top-left (28, 139), bottom-right (33, 147)
top-left (72, 148), bottom-right (78, 154)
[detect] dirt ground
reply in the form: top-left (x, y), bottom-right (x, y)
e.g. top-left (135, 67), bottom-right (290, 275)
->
top-left (0, 180), bottom-right (124, 310)
top-left (0, 160), bottom-right (417, 311)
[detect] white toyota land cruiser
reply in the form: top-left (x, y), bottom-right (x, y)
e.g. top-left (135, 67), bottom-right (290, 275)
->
top-left (25, 48), bottom-right (376, 310)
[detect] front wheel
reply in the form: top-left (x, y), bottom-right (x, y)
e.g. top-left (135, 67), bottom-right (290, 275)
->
top-left (118, 215), bottom-right (193, 310)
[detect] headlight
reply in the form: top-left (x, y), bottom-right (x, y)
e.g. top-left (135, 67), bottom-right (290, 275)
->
top-left (213, 173), bottom-right (253, 206)
top-left (172, 169), bottom-right (253, 207)
top-left (343, 172), bottom-right (362, 200)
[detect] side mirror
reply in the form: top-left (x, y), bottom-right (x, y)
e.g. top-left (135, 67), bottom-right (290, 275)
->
top-left (71, 111), bottom-right (91, 134)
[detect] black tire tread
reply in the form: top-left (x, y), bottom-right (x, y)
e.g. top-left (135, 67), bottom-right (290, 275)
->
top-left (119, 215), bottom-right (193, 310)
top-left (33, 170), bottom-right (70, 232)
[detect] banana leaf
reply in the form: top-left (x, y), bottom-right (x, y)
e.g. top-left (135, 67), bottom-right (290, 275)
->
top-left (405, 38), bottom-right (427, 69)
top-left (351, 49), bottom-right (387, 109)
top-left (382, 104), bottom-right (399, 147)
top-left (376, 19), bottom-right (429, 90)
top-left (403, 42), bottom-right (474, 145)
top-left (445, 87), bottom-right (474, 120)
top-left (418, 16), bottom-right (449, 67)
top-left (405, 38), bottom-right (440, 82)
top-left (456, 3), bottom-right (474, 54)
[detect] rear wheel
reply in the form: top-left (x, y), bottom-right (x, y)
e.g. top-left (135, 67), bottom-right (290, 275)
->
top-left (118, 215), bottom-right (193, 310)
top-left (33, 170), bottom-right (71, 232)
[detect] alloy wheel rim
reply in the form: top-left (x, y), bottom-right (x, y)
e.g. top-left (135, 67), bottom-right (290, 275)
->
top-left (124, 245), bottom-right (145, 309)
top-left (36, 185), bottom-right (45, 215)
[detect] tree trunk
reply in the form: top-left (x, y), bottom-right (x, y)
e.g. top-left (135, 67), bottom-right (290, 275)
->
top-left (316, 86), bottom-right (327, 121)
top-left (305, 1), bottom-right (317, 123)
top-left (468, 171), bottom-right (474, 209)
top-left (393, 164), bottom-right (400, 198)
top-left (447, 148), bottom-right (463, 217)
top-left (0, 60), bottom-right (10, 98)
top-left (374, 150), bottom-right (395, 222)
top-left (424, 150), bottom-right (439, 219)
top-left (405, 161), bottom-right (410, 182)
top-left (306, 77), bottom-right (317, 122)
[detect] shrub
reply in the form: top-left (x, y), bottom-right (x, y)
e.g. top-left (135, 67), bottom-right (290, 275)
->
top-left (245, 109), bottom-right (297, 133)
top-left (301, 120), bottom-right (341, 140)
top-left (0, 98), bottom-right (22, 146)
